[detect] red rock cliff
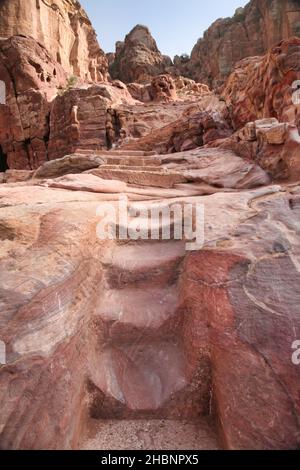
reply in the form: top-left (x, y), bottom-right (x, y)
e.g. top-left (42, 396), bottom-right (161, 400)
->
top-left (185, 0), bottom-right (300, 87)
top-left (0, 0), bottom-right (108, 82)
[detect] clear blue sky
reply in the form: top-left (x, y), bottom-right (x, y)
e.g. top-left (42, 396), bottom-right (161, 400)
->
top-left (80, 0), bottom-right (249, 58)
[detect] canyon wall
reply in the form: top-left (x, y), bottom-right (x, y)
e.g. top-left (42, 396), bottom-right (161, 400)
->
top-left (0, 0), bottom-right (108, 82)
top-left (222, 37), bottom-right (300, 129)
top-left (184, 0), bottom-right (300, 87)
top-left (0, 36), bottom-right (67, 170)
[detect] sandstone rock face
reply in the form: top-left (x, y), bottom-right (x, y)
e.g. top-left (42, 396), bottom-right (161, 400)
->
top-left (209, 118), bottom-right (300, 182)
top-left (149, 75), bottom-right (177, 102)
top-left (48, 83), bottom-right (136, 159)
top-left (0, 33), bottom-right (218, 170)
top-left (0, 36), bottom-right (67, 169)
top-left (0, 36), bottom-right (137, 169)
top-left (185, 0), bottom-right (300, 87)
top-left (127, 75), bottom-right (211, 104)
top-left (0, 149), bottom-right (299, 449)
top-left (109, 25), bottom-right (173, 84)
top-left (223, 38), bottom-right (300, 129)
top-left (0, 0), bottom-right (108, 82)
top-left (1, 1), bottom-right (300, 452)
top-left (120, 108), bottom-right (232, 154)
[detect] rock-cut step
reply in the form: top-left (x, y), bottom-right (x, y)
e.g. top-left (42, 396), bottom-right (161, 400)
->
top-left (89, 168), bottom-right (187, 189)
top-left (104, 155), bottom-right (162, 167)
top-left (95, 285), bottom-right (181, 341)
top-left (112, 212), bottom-right (186, 245)
top-left (102, 241), bottom-right (186, 288)
top-left (74, 149), bottom-right (157, 157)
top-left (89, 340), bottom-right (187, 412)
top-left (81, 418), bottom-right (220, 450)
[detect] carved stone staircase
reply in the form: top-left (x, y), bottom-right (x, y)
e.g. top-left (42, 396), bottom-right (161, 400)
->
top-left (78, 158), bottom-right (220, 448)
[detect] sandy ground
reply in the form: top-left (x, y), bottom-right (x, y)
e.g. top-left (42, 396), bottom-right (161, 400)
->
top-left (81, 419), bottom-right (220, 450)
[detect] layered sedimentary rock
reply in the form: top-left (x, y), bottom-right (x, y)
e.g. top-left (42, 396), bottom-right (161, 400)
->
top-left (120, 106), bottom-right (232, 154)
top-left (1, 0), bottom-right (300, 452)
top-left (127, 75), bottom-right (211, 104)
top-left (0, 36), bottom-right (67, 169)
top-left (109, 25), bottom-right (173, 84)
top-left (208, 117), bottom-right (300, 181)
top-left (0, 35), bottom-right (136, 168)
top-left (222, 37), bottom-right (300, 129)
top-left (0, 148), bottom-right (299, 449)
top-left (184, 0), bottom-right (300, 87)
top-left (0, 32), bottom-right (217, 170)
top-left (48, 82), bottom-right (136, 159)
top-left (0, 0), bottom-right (108, 82)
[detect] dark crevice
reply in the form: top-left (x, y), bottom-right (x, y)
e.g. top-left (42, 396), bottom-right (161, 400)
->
top-left (0, 145), bottom-right (8, 172)
top-left (106, 108), bottom-right (121, 150)
top-left (23, 138), bottom-right (31, 167)
top-left (43, 112), bottom-right (51, 160)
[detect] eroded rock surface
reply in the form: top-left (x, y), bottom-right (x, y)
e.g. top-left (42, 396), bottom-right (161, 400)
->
top-left (0, 0), bottom-right (108, 82)
top-left (0, 148), bottom-right (299, 450)
top-left (0, 0), bottom-right (300, 453)
top-left (184, 0), bottom-right (300, 87)
top-left (209, 118), bottom-right (300, 181)
top-left (109, 25), bottom-right (173, 84)
top-left (0, 36), bottom-right (67, 169)
top-left (223, 38), bottom-right (300, 129)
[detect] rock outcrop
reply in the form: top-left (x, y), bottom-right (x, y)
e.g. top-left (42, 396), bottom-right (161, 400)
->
top-left (184, 0), bottom-right (300, 87)
top-left (222, 37), bottom-right (300, 129)
top-left (208, 117), bottom-right (300, 181)
top-left (0, 36), bottom-right (67, 169)
top-left (109, 25), bottom-right (173, 84)
top-left (0, 0), bottom-right (108, 82)
top-left (0, 33), bottom-right (217, 170)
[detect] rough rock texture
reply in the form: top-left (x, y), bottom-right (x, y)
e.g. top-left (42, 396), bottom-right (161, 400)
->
top-left (185, 0), bottom-right (300, 87)
top-left (1, 1), bottom-right (300, 452)
top-left (147, 75), bottom-right (177, 103)
top-left (0, 0), bottom-right (108, 82)
top-left (82, 419), bottom-right (219, 450)
top-left (0, 36), bottom-right (67, 169)
top-left (48, 83), bottom-right (136, 160)
top-left (223, 38), bottom-right (300, 129)
top-left (109, 25), bottom-right (173, 84)
top-left (127, 75), bottom-right (211, 104)
top-left (120, 108), bottom-right (232, 154)
top-left (0, 149), bottom-right (299, 449)
top-left (0, 34), bottom-right (218, 170)
top-left (209, 118), bottom-right (300, 181)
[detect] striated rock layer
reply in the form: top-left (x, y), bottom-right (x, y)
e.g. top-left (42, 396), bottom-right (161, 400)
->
top-left (222, 37), bottom-right (300, 129)
top-left (0, 33), bottom-right (219, 170)
top-left (0, 0), bottom-right (300, 452)
top-left (0, 36), bottom-right (67, 170)
top-left (0, 149), bottom-right (299, 449)
top-left (0, 0), bottom-right (108, 82)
